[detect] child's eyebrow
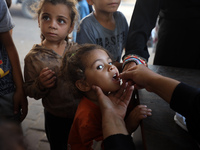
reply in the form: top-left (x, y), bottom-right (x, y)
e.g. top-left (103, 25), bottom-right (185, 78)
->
top-left (107, 57), bottom-right (112, 61)
top-left (90, 57), bottom-right (111, 67)
top-left (41, 13), bottom-right (69, 20)
top-left (41, 12), bottom-right (50, 16)
top-left (90, 59), bottom-right (102, 67)
top-left (57, 15), bottom-right (69, 20)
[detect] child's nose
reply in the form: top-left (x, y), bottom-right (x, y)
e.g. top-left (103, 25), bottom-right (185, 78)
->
top-left (49, 20), bottom-right (57, 29)
top-left (108, 64), bottom-right (114, 71)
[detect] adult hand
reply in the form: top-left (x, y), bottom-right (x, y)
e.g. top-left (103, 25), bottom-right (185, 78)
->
top-left (120, 64), bottom-right (155, 91)
top-left (93, 82), bottom-right (134, 119)
top-left (93, 82), bottom-right (134, 139)
top-left (120, 64), bottom-right (180, 103)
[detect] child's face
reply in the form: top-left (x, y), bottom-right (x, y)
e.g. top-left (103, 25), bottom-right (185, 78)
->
top-left (91, 0), bottom-right (121, 13)
top-left (84, 49), bottom-right (120, 93)
top-left (38, 2), bottom-right (73, 42)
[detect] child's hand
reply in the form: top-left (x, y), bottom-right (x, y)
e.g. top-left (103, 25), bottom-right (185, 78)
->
top-left (125, 105), bottom-right (152, 134)
top-left (13, 88), bottom-right (28, 122)
top-left (38, 67), bottom-right (56, 90)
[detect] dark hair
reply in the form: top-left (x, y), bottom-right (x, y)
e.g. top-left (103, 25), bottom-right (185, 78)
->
top-left (60, 44), bottom-right (113, 98)
top-left (36, 0), bottom-right (78, 42)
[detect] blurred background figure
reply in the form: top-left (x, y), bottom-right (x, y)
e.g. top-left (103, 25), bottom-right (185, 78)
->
top-left (72, 0), bottom-right (91, 42)
top-left (0, 118), bottom-right (27, 150)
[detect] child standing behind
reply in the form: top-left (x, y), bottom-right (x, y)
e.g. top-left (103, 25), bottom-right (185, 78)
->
top-left (60, 44), bottom-right (151, 150)
top-left (0, 0), bottom-right (28, 122)
top-left (23, 0), bottom-right (79, 149)
top-left (76, 0), bottom-right (128, 70)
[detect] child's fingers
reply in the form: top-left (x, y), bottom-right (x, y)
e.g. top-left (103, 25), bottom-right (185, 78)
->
top-left (136, 105), bottom-right (148, 108)
top-left (138, 110), bottom-right (152, 119)
top-left (132, 114), bottom-right (148, 121)
top-left (20, 104), bottom-right (28, 122)
top-left (39, 70), bottom-right (55, 85)
top-left (13, 99), bottom-right (19, 115)
top-left (40, 67), bottom-right (49, 74)
top-left (139, 106), bottom-right (152, 111)
top-left (43, 76), bottom-right (56, 88)
top-left (41, 69), bottom-right (55, 79)
top-left (135, 105), bottom-right (152, 116)
top-left (140, 109), bottom-right (152, 116)
top-left (137, 105), bottom-right (152, 111)
top-left (40, 67), bottom-right (54, 77)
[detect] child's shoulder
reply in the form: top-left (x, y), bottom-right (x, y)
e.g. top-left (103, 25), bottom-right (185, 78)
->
top-left (0, 0), bottom-right (14, 33)
top-left (24, 44), bottom-right (43, 60)
top-left (114, 11), bottom-right (126, 19)
top-left (114, 11), bottom-right (128, 25)
top-left (80, 12), bottom-right (95, 24)
top-left (67, 41), bottom-right (81, 51)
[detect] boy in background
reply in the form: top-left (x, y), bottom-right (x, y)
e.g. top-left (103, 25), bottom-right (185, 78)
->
top-left (76, 0), bottom-right (128, 71)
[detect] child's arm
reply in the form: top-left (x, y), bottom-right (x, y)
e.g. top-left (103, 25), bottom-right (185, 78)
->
top-left (125, 105), bottom-right (152, 134)
top-left (24, 57), bottom-right (56, 99)
top-left (0, 31), bottom-right (28, 122)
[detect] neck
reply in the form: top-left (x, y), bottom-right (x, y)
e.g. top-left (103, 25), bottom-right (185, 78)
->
top-left (94, 10), bottom-right (114, 21)
top-left (84, 90), bottom-right (99, 106)
top-left (94, 11), bottom-right (115, 30)
top-left (42, 40), bottom-right (67, 56)
top-left (42, 39), bottom-right (66, 48)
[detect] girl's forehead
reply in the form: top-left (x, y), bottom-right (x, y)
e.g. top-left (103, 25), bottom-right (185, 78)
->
top-left (86, 49), bottom-right (108, 58)
top-left (41, 2), bottom-right (70, 15)
top-left (83, 49), bottom-right (110, 66)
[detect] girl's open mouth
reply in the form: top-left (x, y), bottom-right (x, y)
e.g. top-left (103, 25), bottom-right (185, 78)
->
top-left (112, 73), bottom-right (120, 82)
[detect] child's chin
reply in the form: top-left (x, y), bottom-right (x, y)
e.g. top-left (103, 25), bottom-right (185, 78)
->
top-left (111, 85), bottom-right (121, 92)
top-left (103, 85), bottom-right (121, 93)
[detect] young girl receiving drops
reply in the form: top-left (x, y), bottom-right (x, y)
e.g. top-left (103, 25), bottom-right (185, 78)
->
top-left (23, 0), bottom-right (80, 149)
top-left (60, 44), bottom-right (152, 150)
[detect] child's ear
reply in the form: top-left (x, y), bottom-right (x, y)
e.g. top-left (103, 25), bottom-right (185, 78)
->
top-left (75, 80), bottom-right (91, 92)
top-left (87, 0), bottom-right (93, 5)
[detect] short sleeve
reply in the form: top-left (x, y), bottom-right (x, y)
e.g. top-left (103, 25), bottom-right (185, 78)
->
top-left (76, 17), bottom-right (96, 44)
top-left (0, 0), bottom-right (15, 32)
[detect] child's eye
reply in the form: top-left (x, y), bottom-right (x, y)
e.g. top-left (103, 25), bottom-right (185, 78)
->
top-left (42, 16), bottom-right (50, 21)
top-left (108, 62), bottom-right (113, 65)
top-left (58, 19), bottom-right (65, 24)
top-left (97, 65), bottom-right (103, 70)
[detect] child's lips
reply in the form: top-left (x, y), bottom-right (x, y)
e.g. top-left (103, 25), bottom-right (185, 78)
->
top-left (47, 32), bottom-right (57, 36)
top-left (108, 3), bottom-right (118, 6)
top-left (109, 2), bottom-right (118, 5)
top-left (112, 73), bottom-right (120, 83)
